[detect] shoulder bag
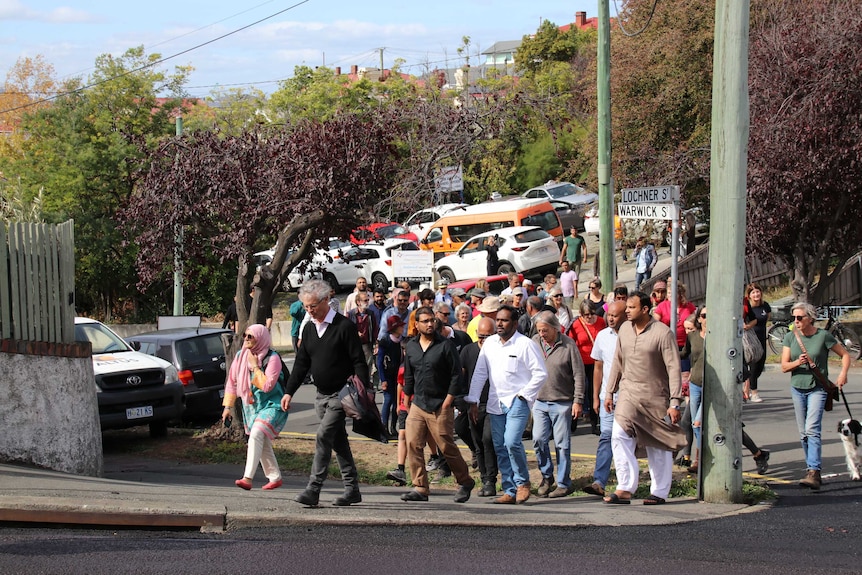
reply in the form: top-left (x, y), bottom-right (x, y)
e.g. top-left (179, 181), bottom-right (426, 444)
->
top-left (793, 329), bottom-right (839, 411)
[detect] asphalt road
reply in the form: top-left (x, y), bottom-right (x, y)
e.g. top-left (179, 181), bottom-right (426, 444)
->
top-left (1, 483), bottom-right (859, 575)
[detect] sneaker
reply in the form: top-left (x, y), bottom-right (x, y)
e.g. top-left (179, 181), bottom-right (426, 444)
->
top-left (386, 468), bottom-right (407, 485)
top-left (754, 450), bottom-right (770, 475)
top-left (426, 455), bottom-right (441, 471)
top-left (750, 391), bottom-right (763, 403)
top-left (548, 485), bottom-right (574, 498)
top-left (430, 466), bottom-right (452, 484)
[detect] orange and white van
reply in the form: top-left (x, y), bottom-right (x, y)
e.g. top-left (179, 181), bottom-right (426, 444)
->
top-left (419, 198), bottom-right (563, 259)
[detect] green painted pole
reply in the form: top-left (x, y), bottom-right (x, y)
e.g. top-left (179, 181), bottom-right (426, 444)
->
top-left (596, 0), bottom-right (614, 288)
top-left (173, 115), bottom-right (184, 317)
top-left (702, 0), bottom-right (749, 503)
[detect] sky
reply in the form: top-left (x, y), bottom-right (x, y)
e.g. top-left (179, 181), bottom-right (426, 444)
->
top-left (0, 0), bottom-right (607, 97)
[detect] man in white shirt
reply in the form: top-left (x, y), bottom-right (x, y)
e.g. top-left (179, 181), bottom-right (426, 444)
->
top-left (467, 304), bottom-right (547, 504)
top-left (583, 300), bottom-right (625, 498)
top-left (343, 277), bottom-right (369, 314)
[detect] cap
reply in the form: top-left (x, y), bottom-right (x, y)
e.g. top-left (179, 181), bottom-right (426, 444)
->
top-left (522, 279), bottom-right (533, 286)
top-left (512, 287), bottom-right (526, 297)
top-left (437, 279), bottom-right (449, 288)
top-left (387, 315), bottom-right (405, 331)
top-left (477, 295), bottom-right (501, 313)
top-left (470, 288), bottom-right (487, 299)
top-left (653, 280), bottom-right (667, 290)
top-left (449, 287), bottom-right (466, 298)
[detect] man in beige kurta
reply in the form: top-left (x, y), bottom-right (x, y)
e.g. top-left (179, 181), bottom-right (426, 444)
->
top-left (603, 292), bottom-right (686, 504)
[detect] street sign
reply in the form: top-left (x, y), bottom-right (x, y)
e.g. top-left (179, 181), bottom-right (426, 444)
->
top-left (435, 165), bottom-right (464, 193)
top-left (618, 203), bottom-right (678, 220)
top-left (619, 185), bottom-right (679, 204)
top-left (392, 249), bottom-right (434, 282)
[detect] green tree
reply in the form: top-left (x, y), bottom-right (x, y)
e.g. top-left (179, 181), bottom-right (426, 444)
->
top-left (1, 47), bottom-right (192, 320)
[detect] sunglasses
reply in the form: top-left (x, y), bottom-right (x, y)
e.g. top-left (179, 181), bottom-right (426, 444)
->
top-left (243, 333), bottom-right (255, 341)
top-left (552, 294), bottom-right (563, 298)
top-left (699, 313), bottom-right (706, 318)
top-left (477, 334), bottom-right (491, 339)
top-left (792, 315), bottom-right (807, 321)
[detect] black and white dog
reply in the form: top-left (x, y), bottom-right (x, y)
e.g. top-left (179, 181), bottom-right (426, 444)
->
top-left (837, 418), bottom-right (862, 481)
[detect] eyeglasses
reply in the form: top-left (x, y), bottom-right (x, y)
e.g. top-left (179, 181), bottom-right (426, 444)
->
top-left (792, 315), bottom-right (807, 321)
top-left (303, 299), bottom-right (325, 312)
top-left (243, 333), bottom-right (255, 341)
top-left (699, 313), bottom-right (706, 318)
top-left (417, 318), bottom-right (436, 324)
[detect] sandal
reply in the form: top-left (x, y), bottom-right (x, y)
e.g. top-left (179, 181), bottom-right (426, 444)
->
top-left (603, 492), bottom-right (631, 505)
top-left (643, 494), bottom-right (666, 505)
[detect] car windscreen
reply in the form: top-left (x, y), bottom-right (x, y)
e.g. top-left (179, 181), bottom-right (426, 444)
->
top-left (379, 224), bottom-right (408, 237)
top-left (520, 210), bottom-right (559, 233)
top-left (386, 242), bottom-right (419, 255)
top-left (75, 323), bottom-right (132, 354)
top-left (547, 183), bottom-right (583, 199)
top-left (513, 229), bottom-right (552, 244)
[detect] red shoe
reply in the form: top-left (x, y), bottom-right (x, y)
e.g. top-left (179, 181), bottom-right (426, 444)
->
top-left (262, 479), bottom-right (283, 491)
top-left (235, 478), bottom-right (252, 490)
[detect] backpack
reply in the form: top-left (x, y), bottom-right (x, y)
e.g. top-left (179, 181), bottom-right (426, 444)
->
top-left (261, 350), bottom-right (290, 390)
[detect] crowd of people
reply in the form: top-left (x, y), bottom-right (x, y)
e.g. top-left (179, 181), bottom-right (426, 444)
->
top-left (217, 232), bottom-right (853, 505)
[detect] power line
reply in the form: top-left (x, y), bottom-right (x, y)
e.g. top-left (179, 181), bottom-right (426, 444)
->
top-left (613, 0), bottom-right (660, 37)
top-left (0, 0), bottom-right (311, 115)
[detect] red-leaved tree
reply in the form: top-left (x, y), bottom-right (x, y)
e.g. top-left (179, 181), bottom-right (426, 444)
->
top-left (747, 0), bottom-right (862, 303)
top-left (121, 111), bottom-right (400, 333)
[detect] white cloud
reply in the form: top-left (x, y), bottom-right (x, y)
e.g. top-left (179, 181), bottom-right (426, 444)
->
top-left (0, 1), bottom-right (96, 23)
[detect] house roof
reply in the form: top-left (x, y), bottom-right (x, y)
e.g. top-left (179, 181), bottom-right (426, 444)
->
top-left (482, 40), bottom-right (522, 55)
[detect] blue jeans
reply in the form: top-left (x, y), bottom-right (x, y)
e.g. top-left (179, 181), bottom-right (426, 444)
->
top-left (791, 386), bottom-right (827, 471)
top-left (490, 397), bottom-right (531, 496)
top-left (689, 383), bottom-right (703, 447)
top-left (532, 400), bottom-right (573, 488)
top-left (593, 402), bottom-right (615, 487)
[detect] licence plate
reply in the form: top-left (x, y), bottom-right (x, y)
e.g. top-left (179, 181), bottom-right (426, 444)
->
top-left (537, 246), bottom-right (548, 253)
top-left (126, 406), bottom-right (153, 420)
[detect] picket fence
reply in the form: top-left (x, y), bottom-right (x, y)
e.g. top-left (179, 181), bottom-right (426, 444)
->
top-left (1, 220), bottom-right (75, 343)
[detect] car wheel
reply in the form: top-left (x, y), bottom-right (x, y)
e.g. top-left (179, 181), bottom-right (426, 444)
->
top-left (149, 420), bottom-right (168, 438)
top-left (496, 262), bottom-right (515, 276)
top-left (439, 269), bottom-right (456, 284)
top-left (371, 272), bottom-right (389, 292)
top-left (323, 273), bottom-right (340, 292)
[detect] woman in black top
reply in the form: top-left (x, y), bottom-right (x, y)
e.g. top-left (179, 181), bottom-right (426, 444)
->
top-left (743, 283), bottom-right (770, 403)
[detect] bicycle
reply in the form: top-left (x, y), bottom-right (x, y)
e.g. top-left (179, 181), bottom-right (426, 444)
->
top-left (766, 301), bottom-right (861, 360)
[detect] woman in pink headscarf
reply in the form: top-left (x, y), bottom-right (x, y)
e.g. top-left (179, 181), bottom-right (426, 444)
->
top-left (222, 324), bottom-right (289, 490)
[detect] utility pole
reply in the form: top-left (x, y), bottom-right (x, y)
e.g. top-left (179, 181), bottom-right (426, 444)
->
top-left (702, 0), bottom-right (750, 503)
top-left (379, 47), bottom-right (385, 78)
top-left (172, 115), bottom-right (184, 317)
top-left (596, 0), bottom-right (615, 288)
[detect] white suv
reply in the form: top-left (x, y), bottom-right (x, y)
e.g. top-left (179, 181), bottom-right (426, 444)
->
top-left (434, 226), bottom-right (560, 283)
top-left (289, 238), bottom-right (420, 292)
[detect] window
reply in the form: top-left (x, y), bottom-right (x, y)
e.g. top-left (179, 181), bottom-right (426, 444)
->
top-left (521, 210), bottom-right (559, 233)
top-left (426, 228), bottom-right (443, 242)
top-left (449, 222), bottom-right (513, 243)
top-left (514, 229), bottom-right (551, 243)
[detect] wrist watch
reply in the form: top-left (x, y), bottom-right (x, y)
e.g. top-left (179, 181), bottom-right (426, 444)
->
top-left (670, 405), bottom-right (680, 410)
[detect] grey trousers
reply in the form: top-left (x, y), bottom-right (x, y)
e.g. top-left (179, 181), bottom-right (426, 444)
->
top-left (308, 391), bottom-right (359, 492)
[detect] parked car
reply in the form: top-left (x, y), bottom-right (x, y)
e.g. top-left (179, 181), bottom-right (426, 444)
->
top-left (523, 181), bottom-right (598, 212)
top-left (446, 273), bottom-right (524, 296)
top-left (351, 222), bottom-right (418, 245)
top-left (550, 200), bottom-right (590, 232)
top-left (583, 206), bottom-right (621, 236)
top-left (257, 238), bottom-right (353, 290)
top-left (75, 317), bottom-right (184, 437)
top-left (434, 226), bottom-right (560, 283)
top-left (404, 203), bottom-right (468, 236)
top-left (126, 327), bottom-right (232, 421)
top-left (290, 238), bottom-right (420, 292)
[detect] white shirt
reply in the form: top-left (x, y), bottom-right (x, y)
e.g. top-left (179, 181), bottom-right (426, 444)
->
top-left (310, 308), bottom-right (336, 338)
top-left (467, 330), bottom-right (548, 414)
top-left (591, 326), bottom-right (619, 402)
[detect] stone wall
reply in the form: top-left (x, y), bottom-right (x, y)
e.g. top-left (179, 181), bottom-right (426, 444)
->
top-left (0, 345), bottom-right (102, 477)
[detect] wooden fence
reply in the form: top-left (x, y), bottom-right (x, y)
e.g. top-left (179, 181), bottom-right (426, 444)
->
top-left (1, 220), bottom-right (75, 343)
top-left (642, 245), bottom-right (862, 307)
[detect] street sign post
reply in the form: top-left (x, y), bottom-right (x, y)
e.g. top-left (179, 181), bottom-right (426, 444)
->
top-left (619, 185), bottom-right (680, 204)
top-left (617, 202), bottom-right (678, 220)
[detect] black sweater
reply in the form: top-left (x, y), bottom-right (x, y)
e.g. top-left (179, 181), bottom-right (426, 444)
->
top-left (285, 313), bottom-right (369, 396)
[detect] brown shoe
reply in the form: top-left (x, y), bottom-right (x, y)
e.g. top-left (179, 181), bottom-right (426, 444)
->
top-left (548, 485), bottom-right (573, 498)
top-left (582, 481), bottom-right (605, 497)
top-left (799, 469), bottom-right (822, 490)
top-left (536, 477), bottom-right (555, 498)
top-left (516, 482), bottom-right (532, 504)
top-left (492, 493), bottom-right (516, 504)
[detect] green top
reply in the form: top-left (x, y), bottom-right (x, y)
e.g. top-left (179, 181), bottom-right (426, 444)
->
top-left (783, 328), bottom-right (837, 390)
top-left (563, 235), bottom-right (586, 264)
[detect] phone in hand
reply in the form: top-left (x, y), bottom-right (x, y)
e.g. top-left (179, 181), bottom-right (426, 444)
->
top-left (223, 415), bottom-right (232, 428)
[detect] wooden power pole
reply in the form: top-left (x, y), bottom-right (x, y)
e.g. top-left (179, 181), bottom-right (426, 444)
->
top-left (702, 0), bottom-right (750, 503)
top-left (596, 0), bottom-right (615, 288)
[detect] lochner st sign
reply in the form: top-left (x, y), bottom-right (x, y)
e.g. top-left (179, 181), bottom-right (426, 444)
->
top-left (619, 185), bottom-right (680, 204)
